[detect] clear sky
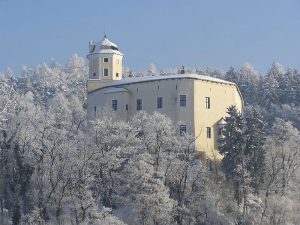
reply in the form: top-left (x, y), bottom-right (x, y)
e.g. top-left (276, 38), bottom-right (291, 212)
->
top-left (1, 0), bottom-right (300, 75)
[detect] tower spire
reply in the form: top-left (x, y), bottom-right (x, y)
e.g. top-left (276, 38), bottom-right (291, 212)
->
top-left (87, 34), bottom-right (124, 90)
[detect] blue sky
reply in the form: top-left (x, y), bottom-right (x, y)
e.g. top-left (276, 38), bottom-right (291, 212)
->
top-left (1, 0), bottom-right (300, 74)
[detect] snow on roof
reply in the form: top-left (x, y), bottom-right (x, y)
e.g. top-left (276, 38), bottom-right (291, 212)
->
top-left (97, 49), bottom-right (123, 55)
top-left (93, 74), bottom-right (235, 89)
top-left (101, 37), bottom-right (118, 48)
top-left (103, 87), bottom-right (128, 94)
top-left (89, 37), bottom-right (123, 56)
top-left (89, 74), bottom-right (243, 108)
top-left (218, 118), bottom-right (227, 125)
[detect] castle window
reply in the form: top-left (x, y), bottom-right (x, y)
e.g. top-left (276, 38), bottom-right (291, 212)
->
top-left (126, 104), bottom-right (128, 111)
top-left (157, 97), bottom-right (163, 109)
top-left (94, 106), bottom-right (97, 118)
top-left (112, 100), bottom-right (118, 111)
top-left (206, 127), bottom-right (211, 138)
top-left (116, 73), bottom-right (119, 77)
top-left (180, 95), bottom-right (186, 107)
top-left (104, 68), bottom-right (109, 76)
top-left (205, 97), bottom-right (210, 109)
top-left (103, 57), bottom-right (109, 63)
top-left (179, 125), bottom-right (186, 136)
top-left (137, 99), bottom-right (142, 110)
top-left (93, 72), bottom-right (96, 77)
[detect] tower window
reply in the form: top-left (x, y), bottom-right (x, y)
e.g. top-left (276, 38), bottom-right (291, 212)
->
top-left (179, 125), bottom-right (186, 136)
top-left (116, 73), bottom-right (119, 77)
top-left (112, 100), bottom-right (118, 111)
top-left (205, 97), bottom-right (210, 109)
top-left (180, 95), bottom-right (186, 107)
top-left (103, 57), bottom-right (109, 63)
top-left (157, 97), bottom-right (163, 109)
top-left (104, 68), bottom-right (109, 76)
top-left (137, 99), bottom-right (142, 110)
top-left (93, 72), bottom-right (96, 77)
top-left (126, 104), bottom-right (128, 111)
top-left (206, 127), bottom-right (211, 138)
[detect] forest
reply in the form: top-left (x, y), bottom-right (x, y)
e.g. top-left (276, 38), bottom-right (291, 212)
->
top-left (0, 55), bottom-right (300, 225)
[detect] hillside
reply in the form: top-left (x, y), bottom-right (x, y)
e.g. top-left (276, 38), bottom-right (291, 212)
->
top-left (0, 56), bottom-right (299, 225)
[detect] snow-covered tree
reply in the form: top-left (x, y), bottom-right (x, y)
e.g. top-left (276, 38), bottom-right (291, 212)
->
top-left (131, 111), bottom-right (177, 172)
top-left (166, 134), bottom-right (207, 225)
top-left (121, 152), bottom-right (175, 225)
top-left (0, 76), bottom-right (15, 128)
top-left (263, 119), bottom-right (300, 196)
top-left (239, 64), bottom-right (260, 104)
top-left (147, 63), bottom-right (157, 76)
top-left (225, 67), bottom-right (239, 83)
top-left (91, 111), bottom-right (137, 208)
top-left (260, 63), bottom-right (284, 108)
top-left (2, 56), bottom-right (300, 225)
top-left (260, 119), bottom-right (300, 224)
top-left (95, 207), bottom-right (128, 225)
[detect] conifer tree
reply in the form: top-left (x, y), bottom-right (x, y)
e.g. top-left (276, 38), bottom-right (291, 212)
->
top-left (239, 64), bottom-right (260, 105)
top-left (225, 67), bottom-right (239, 83)
top-left (219, 106), bottom-right (247, 207)
top-left (219, 106), bottom-right (244, 179)
top-left (244, 108), bottom-right (266, 194)
top-left (260, 63), bottom-right (283, 108)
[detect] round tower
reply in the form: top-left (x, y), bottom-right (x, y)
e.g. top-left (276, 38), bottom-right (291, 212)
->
top-left (87, 36), bottom-right (124, 91)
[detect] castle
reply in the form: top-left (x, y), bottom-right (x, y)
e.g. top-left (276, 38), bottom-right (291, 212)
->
top-left (87, 36), bottom-right (243, 159)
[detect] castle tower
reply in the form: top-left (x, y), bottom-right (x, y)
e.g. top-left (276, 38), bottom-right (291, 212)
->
top-left (87, 36), bottom-right (124, 91)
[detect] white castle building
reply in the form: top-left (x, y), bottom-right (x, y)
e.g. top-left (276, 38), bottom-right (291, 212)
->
top-left (87, 36), bottom-right (243, 159)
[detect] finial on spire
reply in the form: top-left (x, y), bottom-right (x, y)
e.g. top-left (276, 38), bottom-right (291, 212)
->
top-left (104, 28), bottom-right (107, 38)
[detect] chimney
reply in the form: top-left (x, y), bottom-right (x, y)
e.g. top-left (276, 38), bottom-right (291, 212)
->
top-left (180, 66), bottom-right (185, 74)
top-left (89, 41), bottom-right (95, 53)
